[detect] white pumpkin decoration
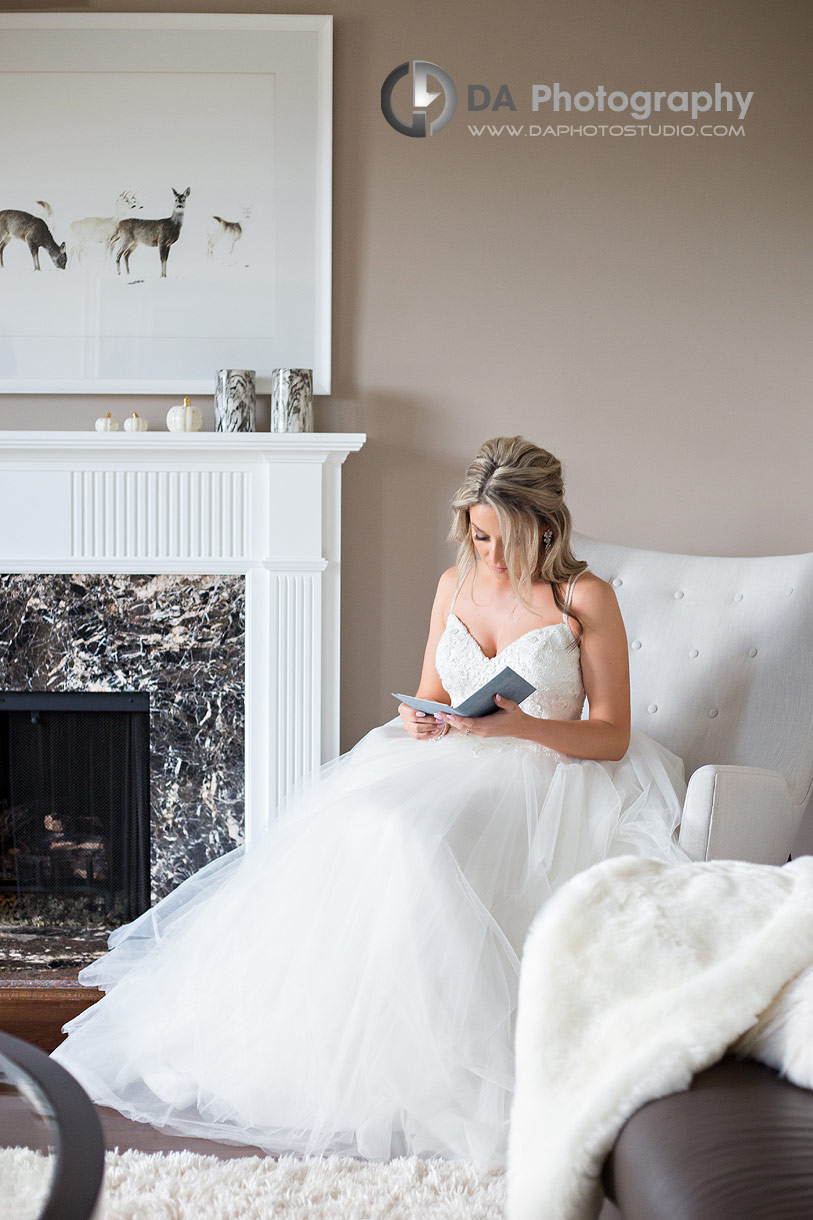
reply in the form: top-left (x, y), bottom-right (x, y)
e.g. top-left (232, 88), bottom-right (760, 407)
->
top-left (95, 412), bottom-right (119, 432)
top-left (166, 397), bottom-right (203, 433)
top-left (123, 412), bottom-right (148, 433)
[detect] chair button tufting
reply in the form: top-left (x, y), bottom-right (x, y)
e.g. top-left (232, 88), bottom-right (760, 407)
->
top-left (748, 647), bottom-right (758, 657)
top-left (673, 590), bottom-right (684, 599)
top-left (612, 578), bottom-right (623, 587)
top-left (733, 593), bottom-right (743, 602)
top-left (689, 649), bottom-right (699, 658)
top-left (708, 708), bottom-right (718, 718)
top-left (631, 640), bottom-right (642, 650)
top-left (648, 703), bottom-right (658, 713)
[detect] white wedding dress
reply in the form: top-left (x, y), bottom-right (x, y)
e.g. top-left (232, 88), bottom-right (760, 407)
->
top-left (53, 577), bottom-right (687, 1164)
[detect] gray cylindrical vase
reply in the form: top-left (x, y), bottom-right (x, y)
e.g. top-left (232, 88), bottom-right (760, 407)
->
top-left (215, 369), bottom-right (256, 433)
top-left (271, 368), bottom-right (313, 433)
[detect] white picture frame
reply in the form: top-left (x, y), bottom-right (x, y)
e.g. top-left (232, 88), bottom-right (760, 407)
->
top-left (0, 14), bottom-right (332, 394)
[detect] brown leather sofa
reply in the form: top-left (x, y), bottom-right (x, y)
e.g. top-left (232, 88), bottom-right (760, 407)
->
top-left (602, 1057), bottom-right (813, 1220)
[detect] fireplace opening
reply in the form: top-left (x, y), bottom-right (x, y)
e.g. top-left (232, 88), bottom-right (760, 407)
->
top-left (0, 692), bottom-right (150, 927)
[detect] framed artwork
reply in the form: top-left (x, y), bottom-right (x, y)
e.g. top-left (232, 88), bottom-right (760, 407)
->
top-left (0, 14), bottom-right (332, 394)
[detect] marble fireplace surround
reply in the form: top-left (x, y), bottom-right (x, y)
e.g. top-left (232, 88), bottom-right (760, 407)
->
top-left (0, 432), bottom-right (365, 848)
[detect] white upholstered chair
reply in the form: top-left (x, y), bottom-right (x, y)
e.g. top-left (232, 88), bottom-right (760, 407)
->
top-left (573, 534), bottom-right (813, 865)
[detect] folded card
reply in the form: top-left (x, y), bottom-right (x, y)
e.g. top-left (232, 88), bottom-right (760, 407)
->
top-left (393, 666), bottom-right (535, 719)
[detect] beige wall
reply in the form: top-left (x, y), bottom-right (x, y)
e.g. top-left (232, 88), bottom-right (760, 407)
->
top-left (5, 1), bottom-right (811, 751)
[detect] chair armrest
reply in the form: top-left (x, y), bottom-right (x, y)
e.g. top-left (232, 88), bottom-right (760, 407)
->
top-left (679, 765), bottom-right (799, 864)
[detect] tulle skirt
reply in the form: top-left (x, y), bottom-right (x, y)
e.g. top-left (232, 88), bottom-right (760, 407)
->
top-left (52, 720), bottom-right (686, 1164)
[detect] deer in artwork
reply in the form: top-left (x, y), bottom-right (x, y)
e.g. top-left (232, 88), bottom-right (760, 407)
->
top-left (207, 216), bottom-right (243, 258)
top-left (0, 210), bottom-right (67, 270)
top-left (112, 187), bottom-right (190, 278)
top-left (70, 191), bottom-right (141, 263)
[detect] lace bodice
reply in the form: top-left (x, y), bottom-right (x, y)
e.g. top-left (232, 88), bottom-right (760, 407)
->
top-left (435, 613), bottom-right (585, 724)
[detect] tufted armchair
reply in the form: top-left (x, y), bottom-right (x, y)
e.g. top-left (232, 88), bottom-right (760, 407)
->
top-left (573, 534), bottom-right (813, 865)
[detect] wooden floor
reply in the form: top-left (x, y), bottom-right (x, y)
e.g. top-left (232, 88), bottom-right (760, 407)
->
top-left (97, 1107), bottom-right (269, 1158)
top-left (0, 1092), bottom-right (268, 1159)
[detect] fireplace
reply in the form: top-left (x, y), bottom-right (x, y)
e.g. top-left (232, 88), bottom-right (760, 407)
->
top-left (0, 692), bottom-right (150, 926)
top-left (0, 432), bottom-right (364, 976)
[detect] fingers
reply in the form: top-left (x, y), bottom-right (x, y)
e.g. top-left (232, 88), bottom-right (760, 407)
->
top-left (438, 713), bottom-right (474, 734)
top-left (415, 711), bottom-right (442, 737)
top-left (399, 705), bottom-right (445, 740)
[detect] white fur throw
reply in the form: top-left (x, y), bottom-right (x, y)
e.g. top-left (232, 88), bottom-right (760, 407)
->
top-left (507, 855), bottom-right (813, 1220)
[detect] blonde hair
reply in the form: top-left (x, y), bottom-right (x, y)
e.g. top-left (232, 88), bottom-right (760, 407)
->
top-left (449, 436), bottom-right (587, 629)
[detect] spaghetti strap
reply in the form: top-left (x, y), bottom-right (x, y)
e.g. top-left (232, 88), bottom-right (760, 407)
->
top-left (562, 570), bottom-right (586, 620)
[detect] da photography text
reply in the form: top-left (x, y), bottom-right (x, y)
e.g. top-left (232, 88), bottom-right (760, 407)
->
top-left (381, 62), bottom-right (753, 139)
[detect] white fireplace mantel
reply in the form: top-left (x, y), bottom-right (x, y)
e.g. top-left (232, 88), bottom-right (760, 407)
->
top-left (0, 431), bottom-right (366, 840)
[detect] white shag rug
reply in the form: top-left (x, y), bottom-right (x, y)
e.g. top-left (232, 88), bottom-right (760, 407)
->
top-left (1, 1147), bottom-right (506, 1220)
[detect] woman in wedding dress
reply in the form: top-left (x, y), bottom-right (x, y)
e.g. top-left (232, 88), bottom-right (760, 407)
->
top-left (53, 436), bottom-right (686, 1164)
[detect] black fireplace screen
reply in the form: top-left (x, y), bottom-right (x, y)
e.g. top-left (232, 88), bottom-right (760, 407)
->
top-left (0, 692), bottom-right (150, 924)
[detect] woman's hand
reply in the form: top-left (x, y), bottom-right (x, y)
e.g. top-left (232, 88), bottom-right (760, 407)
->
top-left (439, 695), bottom-right (529, 739)
top-left (398, 702), bottom-right (448, 741)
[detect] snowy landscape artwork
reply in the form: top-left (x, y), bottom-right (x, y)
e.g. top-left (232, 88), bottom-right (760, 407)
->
top-left (0, 16), bottom-right (332, 393)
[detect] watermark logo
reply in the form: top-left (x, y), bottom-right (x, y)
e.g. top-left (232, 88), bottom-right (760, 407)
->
top-left (381, 61), bottom-right (457, 137)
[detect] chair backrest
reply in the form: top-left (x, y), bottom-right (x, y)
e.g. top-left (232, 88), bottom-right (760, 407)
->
top-left (573, 533), bottom-right (813, 814)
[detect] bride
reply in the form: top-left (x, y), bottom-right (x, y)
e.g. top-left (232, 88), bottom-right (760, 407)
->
top-left (53, 436), bottom-right (686, 1164)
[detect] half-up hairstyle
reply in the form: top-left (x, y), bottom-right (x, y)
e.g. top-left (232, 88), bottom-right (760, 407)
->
top-left (449, 436), bottom-right (587, 634)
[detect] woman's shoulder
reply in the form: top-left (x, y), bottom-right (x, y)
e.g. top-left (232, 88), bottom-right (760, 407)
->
top-left (567, 570), bottom-right (622, 627)
top-left (433, 566), bottom-right (463, 613)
